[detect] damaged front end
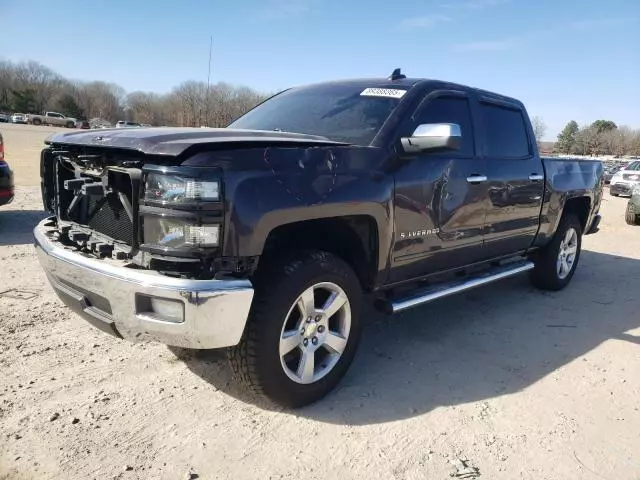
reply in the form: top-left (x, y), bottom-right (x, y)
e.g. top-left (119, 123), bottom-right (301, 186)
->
top-left (36, 143), bottom-right (253, 348)
top-left (40, 144), bottom-right (229, 279)
top-left (41, 145), bottom-right (144, 258)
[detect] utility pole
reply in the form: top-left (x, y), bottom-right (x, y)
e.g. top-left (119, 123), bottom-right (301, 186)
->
top-left (205, 35), bottom-right (213, 127)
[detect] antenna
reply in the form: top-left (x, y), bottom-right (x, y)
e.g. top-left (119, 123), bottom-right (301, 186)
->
top-left (207, 35), bottom-right (213, 91)
top-left (389, 68), bottom-right (406, 81)
top-left (204, 35), bottom-right (213, 127)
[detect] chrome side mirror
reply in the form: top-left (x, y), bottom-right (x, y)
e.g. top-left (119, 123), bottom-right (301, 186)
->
top-left (401, 123), bottom-right (461, 154)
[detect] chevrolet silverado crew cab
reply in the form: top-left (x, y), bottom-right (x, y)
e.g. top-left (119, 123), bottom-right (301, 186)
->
top-left (35, 70), bottom-right (603, 407)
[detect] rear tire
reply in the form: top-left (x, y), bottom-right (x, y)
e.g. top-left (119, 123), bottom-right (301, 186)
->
top-left (626, 203), bottom-right (639, 225)
top-left (228, 250), bottom-right (362, 408)
top-left (530, 214), bottom-right (582, 291)
top-left (32, 118), bottom-right (42, 126)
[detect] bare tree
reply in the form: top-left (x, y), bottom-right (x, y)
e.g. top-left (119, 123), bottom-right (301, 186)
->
top-left (13, 60), bottom-right (62, 112)
top-left (76, 81), bottom-right (124, 121)
top-left (531, 116), bottom-right (547, 147)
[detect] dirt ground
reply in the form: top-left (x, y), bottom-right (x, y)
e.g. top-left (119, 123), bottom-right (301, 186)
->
top-left (1, 124), bottom-right (639, 480)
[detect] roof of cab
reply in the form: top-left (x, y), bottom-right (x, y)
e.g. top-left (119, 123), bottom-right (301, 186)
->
top-left (291, 76), bottom-right (524, 108)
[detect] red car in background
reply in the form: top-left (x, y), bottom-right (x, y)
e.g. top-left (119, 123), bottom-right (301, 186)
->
top-left (0, 131), bottom-right (15, 206)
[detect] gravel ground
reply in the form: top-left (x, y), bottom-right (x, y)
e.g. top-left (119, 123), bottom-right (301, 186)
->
top-left (0, 124), bottom-right (639, 480)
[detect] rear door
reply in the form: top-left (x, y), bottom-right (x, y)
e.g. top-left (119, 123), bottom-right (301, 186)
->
top-left (477, 99), bottom-right (544, 257)
top-left (391, 91), bottom-right (488, 281)
top-left (47, 113), bottom-right (61, 125)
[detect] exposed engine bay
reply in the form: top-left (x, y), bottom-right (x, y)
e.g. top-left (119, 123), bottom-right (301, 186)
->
top-left (40, 145), bottom-right (244, 280)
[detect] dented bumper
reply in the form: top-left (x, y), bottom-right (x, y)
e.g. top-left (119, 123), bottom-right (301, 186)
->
top-left (34, 217), bottom-right (254, 349)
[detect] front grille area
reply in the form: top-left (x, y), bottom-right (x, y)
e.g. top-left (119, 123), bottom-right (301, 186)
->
top-left (88, 194), bottom-right (135, 245)
top-left (48, 154), bottom-right (140, 248)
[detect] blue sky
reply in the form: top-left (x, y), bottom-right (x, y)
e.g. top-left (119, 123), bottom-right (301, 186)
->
top-left (2, 0), bottom-right (639, 139)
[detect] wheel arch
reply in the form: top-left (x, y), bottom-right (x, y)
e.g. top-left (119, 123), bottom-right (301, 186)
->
top-left (563, 196), bottom-right (591, 232)
top-left (256, 216), bottom-right (379, 292)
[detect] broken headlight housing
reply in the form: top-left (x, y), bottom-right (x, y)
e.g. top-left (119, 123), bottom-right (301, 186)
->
top-left (140, 166), bottom-right (223, 255)
top-left (143, 216), bottom-right (220, 248)
top-left (144, 172), bottom-right (219, 204)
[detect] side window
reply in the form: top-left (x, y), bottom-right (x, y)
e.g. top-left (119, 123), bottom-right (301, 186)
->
top-left (480, 103), bottom-right (530, 158)
top-left (415, 96), bottom-right (474, 157)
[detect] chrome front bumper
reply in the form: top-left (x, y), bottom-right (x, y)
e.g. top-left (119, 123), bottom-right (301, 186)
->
top-left (34, 218), bottom-right (254, 349)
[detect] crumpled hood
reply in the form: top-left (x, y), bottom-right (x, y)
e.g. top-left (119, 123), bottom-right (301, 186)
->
top-left (45, 127), bottom-right (347, 156)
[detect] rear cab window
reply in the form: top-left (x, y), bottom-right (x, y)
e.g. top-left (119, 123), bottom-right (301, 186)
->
top-left (479, 102), bottom-right (531, 158)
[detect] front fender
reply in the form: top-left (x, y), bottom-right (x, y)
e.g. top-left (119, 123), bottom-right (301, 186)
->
top-left (207, 145), bottom-right (395, 279)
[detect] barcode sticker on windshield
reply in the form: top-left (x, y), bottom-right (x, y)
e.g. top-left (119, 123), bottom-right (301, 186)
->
top-left (360, 88), bottom-right (407, 99)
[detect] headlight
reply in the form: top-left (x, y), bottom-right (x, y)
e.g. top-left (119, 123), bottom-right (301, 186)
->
top-left (143, 216), bottom-right (220, 248)
top-left (141, 168), bottom-right (223, 253)
top-left (144, 172), bottom-right (219, 203)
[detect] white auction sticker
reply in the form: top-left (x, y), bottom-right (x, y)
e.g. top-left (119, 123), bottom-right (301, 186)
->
top-left (360, 88), bottom-right (407, 99)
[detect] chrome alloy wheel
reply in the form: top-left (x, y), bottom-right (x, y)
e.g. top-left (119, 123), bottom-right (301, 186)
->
top-left (279, 282), bottom-right (351, 385)
top-left (557, 227), bottom-right (578, 279)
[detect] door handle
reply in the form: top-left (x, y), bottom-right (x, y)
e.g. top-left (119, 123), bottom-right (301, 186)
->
top-left (529, 174), bottom-right (544, 181)
top-left (466, 175), bottom-right (488, 184)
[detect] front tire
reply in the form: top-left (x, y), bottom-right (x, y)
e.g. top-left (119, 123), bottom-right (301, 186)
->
top-left (530, 214), bottom-right (582, 291)
top-left (228, 250), bottom-right (362, 408)
top-left (626, 202), bottom-right (639, 225)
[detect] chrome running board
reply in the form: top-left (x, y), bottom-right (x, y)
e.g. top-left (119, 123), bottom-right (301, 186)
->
top-left (381, 260), bottom-right (535, 314)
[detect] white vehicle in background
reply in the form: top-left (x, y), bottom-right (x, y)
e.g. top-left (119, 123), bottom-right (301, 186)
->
top-left (11, 113), bottom-right (28, 124)
top-left (27, 111), bottom-right (77, 128)
top-left (610, 160), bottom-right (640, 197)
top-left (115, 120), bottom-right (142, 128)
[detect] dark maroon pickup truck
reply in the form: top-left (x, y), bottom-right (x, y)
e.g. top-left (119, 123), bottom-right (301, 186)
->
top-left (35, 70), bottom-right (603, 407)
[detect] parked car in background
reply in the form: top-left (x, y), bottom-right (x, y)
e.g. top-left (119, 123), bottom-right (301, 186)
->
top-left (626, 185), bottom-right (640, 226)
top-left (0, 112), bottom-right (9, 123)
top-left (116, 120), bottom-right (142, 128)
top-left (88, 118), bottom-right (112, 129)
top-left (603, 164), bottom-right (623, 184)
top-left (610, 160), bottom-right (640, 196)
top-left (27, 111), bottom-right (77, 128)
top-left (11, 113), bottom-right (27, 124)
top-left (0, 131), bottom-right (14, 206)
top-left (76, 120), bottom-right (90, 129)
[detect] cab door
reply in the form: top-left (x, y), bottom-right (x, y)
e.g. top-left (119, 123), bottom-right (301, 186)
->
top-left (477, 99), bottom-right (545, 257)
top-left (390, 91), bottom-right (488, 282)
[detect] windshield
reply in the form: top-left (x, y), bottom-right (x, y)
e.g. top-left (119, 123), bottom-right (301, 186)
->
top-left (228, 83), bottom-right (408, 145)
top-left (626, 161), bottom-right (640, 171)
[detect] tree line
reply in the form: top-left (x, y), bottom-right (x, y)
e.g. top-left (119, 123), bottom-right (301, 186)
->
top-left (554, 119), bottom-right (640, 157)
top-left (2, 59), bottom-right (639, 152)
top-left (0, 60), bottom-right (269, 127)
